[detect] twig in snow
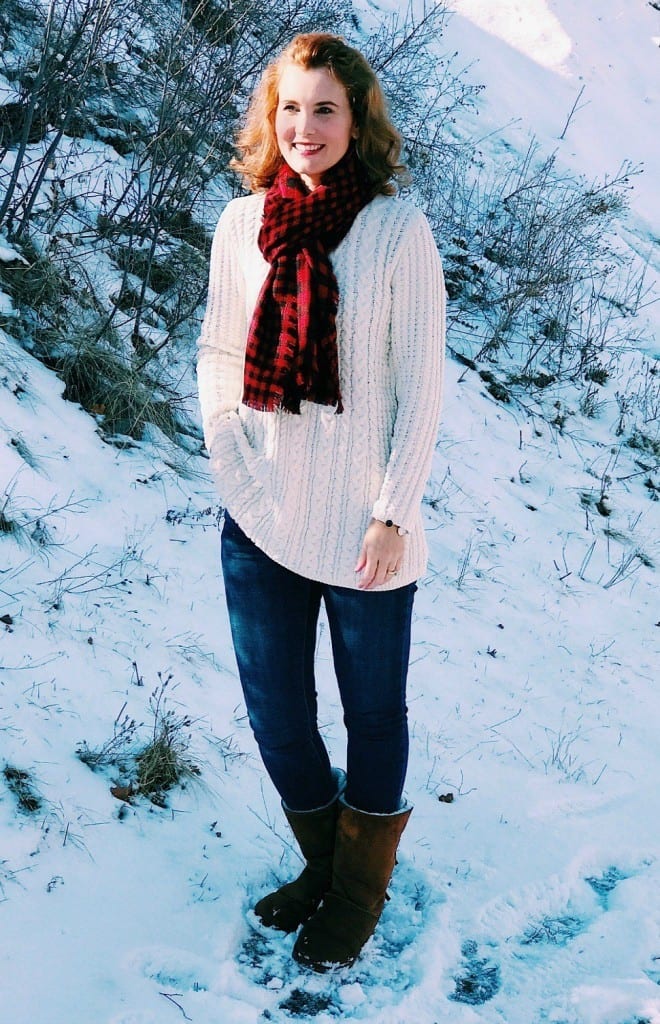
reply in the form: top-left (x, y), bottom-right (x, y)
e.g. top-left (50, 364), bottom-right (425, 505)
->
top-left (559, 84), bottom-right (587, 140)
top-left (486, 711), bottom-right (536, 769)
top-left (160, 993), bottom-right (192, 1021)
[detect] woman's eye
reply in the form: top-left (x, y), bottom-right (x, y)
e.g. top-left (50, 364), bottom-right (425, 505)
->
top-left (317, 106), bottom-right (333, 115)
top-left (282, 103), bottom-right (298, 112)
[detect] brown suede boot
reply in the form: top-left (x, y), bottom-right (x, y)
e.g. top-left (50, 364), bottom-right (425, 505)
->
top-left (253, 774), bottom-right (344, 933)
top-left (292, 797), bottom-right (412, 971)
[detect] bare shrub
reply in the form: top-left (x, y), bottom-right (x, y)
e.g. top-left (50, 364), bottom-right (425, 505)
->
top-left (134, 677), bottom-right (201, 807)
top-left (0, 472), bottom-right (85, 550)
top-left (432, 142), bottom-right (648, 387)
top-left (1, 0), bottom-right (652, 449)
top-left (619, 357), bottom-right (660, 442)
top-left (76, 707), bottom-right (139, 773)
top-left (76, 674), bottom-right (201, 807)
top-left (0, 503), bottom-right (20, 538)
top-left (357, 3), bottom-right (480, 152)
top-left (1, 0), bottom-right (362, 445)
top-left (0, 0), bottom-right (138, 237)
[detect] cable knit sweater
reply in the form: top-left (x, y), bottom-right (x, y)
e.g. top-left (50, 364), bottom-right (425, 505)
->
top-left (196, 191), bottom-right (445, 590)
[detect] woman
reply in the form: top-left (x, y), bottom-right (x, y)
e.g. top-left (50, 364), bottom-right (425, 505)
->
top-left (196, 32), bottom-right (445, 971)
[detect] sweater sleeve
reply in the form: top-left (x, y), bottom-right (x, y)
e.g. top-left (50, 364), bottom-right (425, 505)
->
top-left (371, 207), bottom-right (445, 532)
top-left (196, 200), bottom-right (269, 516)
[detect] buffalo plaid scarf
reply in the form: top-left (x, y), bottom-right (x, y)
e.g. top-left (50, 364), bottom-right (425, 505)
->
top-left (242, 151), bottom-right (373, 414)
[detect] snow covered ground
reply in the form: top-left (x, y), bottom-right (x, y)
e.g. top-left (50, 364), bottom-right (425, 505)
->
top-left (442, 0), bottom-right (660, 271)
top-left (1, 2), bottom-right (659, 1022)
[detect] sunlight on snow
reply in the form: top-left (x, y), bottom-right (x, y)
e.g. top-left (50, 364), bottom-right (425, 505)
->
top-left (444, 0), bottom-right (572, 74)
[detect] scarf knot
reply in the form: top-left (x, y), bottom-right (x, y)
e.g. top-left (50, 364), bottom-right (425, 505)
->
top-left (242, 151), bottom-right (372, 414)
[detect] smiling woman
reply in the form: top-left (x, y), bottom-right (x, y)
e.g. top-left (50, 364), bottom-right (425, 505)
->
top-left (196, 32), bottom-right (445, 974)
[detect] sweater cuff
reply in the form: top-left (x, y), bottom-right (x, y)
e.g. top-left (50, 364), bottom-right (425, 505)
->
top-left (371, 498), bottom-right (414, 536)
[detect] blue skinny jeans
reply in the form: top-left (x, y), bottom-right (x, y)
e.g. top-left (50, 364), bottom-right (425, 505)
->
top-left (220, 512), bottom-right (415, 814)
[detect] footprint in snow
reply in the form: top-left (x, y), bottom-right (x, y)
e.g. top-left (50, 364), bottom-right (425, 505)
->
top-left (584, 865), bottom-right (632, 910)
top-left (449, 939), bottom-right (502, 1006)
top-left (130, 945), bottom-right (212, 993)
top-left (450, 861), bottom-right (647, 1008)
top-left (238, 858), bottom-right (441, 1016)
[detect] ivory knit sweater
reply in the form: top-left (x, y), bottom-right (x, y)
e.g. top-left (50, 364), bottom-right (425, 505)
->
top-left (196, 192), bottom-right (445, 590)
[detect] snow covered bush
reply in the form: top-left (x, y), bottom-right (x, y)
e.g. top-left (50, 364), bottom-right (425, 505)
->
top-left (0, 0), bottom-right (653, 448)
top-left (0, 0), bottom-right (360, 443)
top-left (427, 141), bottom-right (649, 395)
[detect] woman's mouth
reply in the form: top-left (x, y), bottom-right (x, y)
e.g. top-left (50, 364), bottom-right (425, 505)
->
top-left (294, 143), bottom-right (324, 155)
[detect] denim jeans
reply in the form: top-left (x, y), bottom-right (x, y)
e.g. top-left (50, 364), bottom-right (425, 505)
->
top-left (220, 512), bottom-right (416, 814)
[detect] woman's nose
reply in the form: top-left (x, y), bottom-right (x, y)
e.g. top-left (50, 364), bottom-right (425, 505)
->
top-left (296, 110), bottom-right (315, 136)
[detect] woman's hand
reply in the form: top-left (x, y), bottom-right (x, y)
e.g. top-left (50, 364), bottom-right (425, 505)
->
top-left (355, 519), bottom-right (405, 590)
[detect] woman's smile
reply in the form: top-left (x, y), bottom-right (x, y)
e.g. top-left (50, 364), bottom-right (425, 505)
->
top-left (294, 142), bottom-right (325, 156)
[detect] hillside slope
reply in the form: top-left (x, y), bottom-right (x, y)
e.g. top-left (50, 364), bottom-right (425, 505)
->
top-left (1, 2), bottom-right (659, 1022)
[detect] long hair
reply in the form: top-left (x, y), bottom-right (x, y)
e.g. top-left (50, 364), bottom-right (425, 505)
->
top-left (230, 33), bottom-right (408, 195)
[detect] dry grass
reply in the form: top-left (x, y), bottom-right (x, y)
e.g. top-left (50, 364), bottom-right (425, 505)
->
top-left (3, 764), bottom-right (42, 814)
top-left (76, 674), bottom-right (201, 807)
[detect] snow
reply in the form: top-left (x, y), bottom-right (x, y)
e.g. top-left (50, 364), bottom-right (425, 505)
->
top-left (443, 0), bottom-right (660, 256)
top-left (0, 241), bottom-right (28, 265)
top-left (446, 0), bottom-right (573, 73)
top-left (1, 1), bottom-right (659, 1022)
top-left (0, 76), bottom-right (20, 105)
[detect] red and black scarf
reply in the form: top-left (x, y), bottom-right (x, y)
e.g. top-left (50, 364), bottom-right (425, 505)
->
top-left (242, 150), bottom-right (373, 414)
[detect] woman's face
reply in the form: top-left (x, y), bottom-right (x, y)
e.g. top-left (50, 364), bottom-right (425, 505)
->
top-left (275, 64), bottom-right (357, 190)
